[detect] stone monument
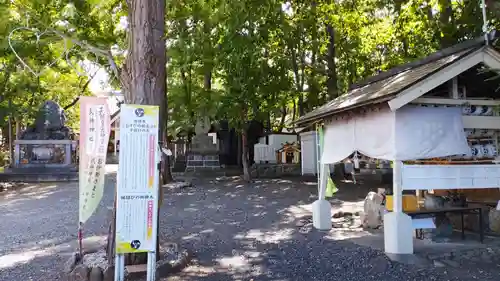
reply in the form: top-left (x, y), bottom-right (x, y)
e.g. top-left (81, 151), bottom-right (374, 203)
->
top-left (1, 100), bottom-right (78, 182)
top-left (185, 117), bottom-right (220, 172)
top-left (21, 100), bottom-right (72, 140)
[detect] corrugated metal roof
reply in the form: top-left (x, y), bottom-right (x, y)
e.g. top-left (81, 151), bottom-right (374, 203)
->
top-left (295, 47), bottom-right (480, 126)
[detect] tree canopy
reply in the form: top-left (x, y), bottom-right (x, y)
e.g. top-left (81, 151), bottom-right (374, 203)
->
top-left (0, 0), bottom-right (498, 139)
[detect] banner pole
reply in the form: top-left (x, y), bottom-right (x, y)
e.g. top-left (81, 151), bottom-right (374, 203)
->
top-left (78, 222), bottom-right (83, 258)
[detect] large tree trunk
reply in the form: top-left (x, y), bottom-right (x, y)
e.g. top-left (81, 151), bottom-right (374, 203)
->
top-left (326, 23), bottom-right (338, 101)
top-left (107, 0), bottom-right (167, 265)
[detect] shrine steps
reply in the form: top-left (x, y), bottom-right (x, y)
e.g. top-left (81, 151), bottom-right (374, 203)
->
top-left (0, 167), bottom-right (78, 182)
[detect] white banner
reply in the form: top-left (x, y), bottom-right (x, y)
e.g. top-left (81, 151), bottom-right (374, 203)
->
top-left (79, 97), bottom-right (111, 224)
top-left (321, 105), bottom-right (469, 163)
top-left (116, 104), bottom-right (160, 254)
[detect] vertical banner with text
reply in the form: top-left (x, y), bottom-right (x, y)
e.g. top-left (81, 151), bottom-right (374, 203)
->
top-left (79, 96), bottom-right (111, 224)
top-left (116, 104), bottom-right (160, 254)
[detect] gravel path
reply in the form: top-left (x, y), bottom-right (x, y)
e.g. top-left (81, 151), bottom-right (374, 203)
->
top-left (0, 171), bottom-right (115, 281)
top-left (1, 171), bottom-right (499, 281)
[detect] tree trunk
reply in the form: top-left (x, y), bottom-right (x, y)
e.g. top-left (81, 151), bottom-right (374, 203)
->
top-left (241, 129), bottom-right (250, 182)
top-left (107, 0), bottom-right (167, 264)
top-left (326, 23), bottom-right (338, 100)
top-left (277, 104), bottom-right (286, 132)
top-left (237, 133), bottom-right (242, 167)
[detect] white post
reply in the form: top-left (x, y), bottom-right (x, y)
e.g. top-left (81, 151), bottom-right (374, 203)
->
top-left (392, 160), bottom-right (403, 213)
top-left (312, 162), bottom-right (332, 230)
top-left (316, 130), bottom-right (321, 192)
top-left (383, 110), bottom-right (413, 255)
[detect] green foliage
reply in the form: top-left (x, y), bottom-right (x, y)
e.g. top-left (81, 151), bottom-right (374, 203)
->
top-left (2, 0), bottom-right (498, 138)
top-left (164, 0), bottom-right (500, 136)
top-left (0, 0), bottom-right (124, 134)
top-left (0, 149), bottom-right (9, 167)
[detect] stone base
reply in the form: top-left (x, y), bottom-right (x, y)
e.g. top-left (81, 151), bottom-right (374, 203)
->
top-left (0, 167), bottom-right (78, 182)
top-left (312, 199), bottom-right (332, 230)
top-left (383, 212), bottom-right (414, 255)
top-left (66, 247), bottom-right (192, 281)
top-left (251, 163), bottom-right (301, 178)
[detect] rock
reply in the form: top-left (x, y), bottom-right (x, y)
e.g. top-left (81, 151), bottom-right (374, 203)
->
top-left (70, 264), bottom-right (90, 281)
top-left (489, 208), bottom-right (500, 233)
top-left (156, 259), bottom-right (174, 277)
top-left (424, 193), bottom-right (445, 210)
top-left (102, 265), bottom-right (114, 281)
top-left (168, 249), bottom-right (192, 274)
top-left (64, 252), bottom-right (81, 274)
top-left (362, 191), bottom-right (384, 229)
top-left (332, 211), bottom-right (344, 218)
top-left (89, 267), bottom-right (103, 281)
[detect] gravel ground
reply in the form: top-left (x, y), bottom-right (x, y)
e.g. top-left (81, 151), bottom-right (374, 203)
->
top-left (0, 170), bottom-right (499, 281)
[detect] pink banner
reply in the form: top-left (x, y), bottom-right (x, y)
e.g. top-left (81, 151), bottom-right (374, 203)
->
top-left (79, 96), bottom-right (111, 224)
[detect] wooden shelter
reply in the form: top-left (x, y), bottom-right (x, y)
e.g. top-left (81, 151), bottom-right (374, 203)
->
top-left (296, 31), bottom-right (500, 255)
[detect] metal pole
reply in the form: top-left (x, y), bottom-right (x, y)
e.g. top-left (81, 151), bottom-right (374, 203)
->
top-left (7, 100), bottom-right (13, 166)
top-left (482, 0), bottom-right (489, 45)
top-left (146, 252), bottom-right (156, 281)
top-left (114, 254), bottom-right (124, 281)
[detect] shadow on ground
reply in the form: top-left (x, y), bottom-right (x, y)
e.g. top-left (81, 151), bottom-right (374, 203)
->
top-left (0, 173), bottom-right (115, 281)
top-left (159, 177), bottom-right (493, 281)
top-left (1, 172), bottom-right (499, 281)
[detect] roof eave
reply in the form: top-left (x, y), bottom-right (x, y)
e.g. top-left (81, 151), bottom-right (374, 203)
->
top-left (295, 95), bottom-right (395, 127)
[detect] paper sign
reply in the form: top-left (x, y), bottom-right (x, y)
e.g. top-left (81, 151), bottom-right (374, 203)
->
top-left (116, 104), bottom-right (160, 254)
top-left (79, 96), bottom-right (111, 224)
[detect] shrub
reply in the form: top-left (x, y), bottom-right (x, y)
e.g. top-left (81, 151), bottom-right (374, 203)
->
top-left (0, 150), bottom-right (10, 168)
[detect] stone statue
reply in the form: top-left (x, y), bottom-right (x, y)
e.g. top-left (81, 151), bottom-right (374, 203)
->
top-left (190, 117), bottom-right (217, 154)
top-left (21, 100), bottom-right (72, 140)
top-left (361, 191), bottom-right (384, 229)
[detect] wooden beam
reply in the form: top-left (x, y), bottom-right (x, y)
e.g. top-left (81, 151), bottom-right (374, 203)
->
top-left (483, 46), bottom-right (500, 70)
top-left (412, 97), bottom-right (500, 106)
top-left (462, 116), bottom-right (500, 129)
top-left (388, 49), bottom-right (485, 111)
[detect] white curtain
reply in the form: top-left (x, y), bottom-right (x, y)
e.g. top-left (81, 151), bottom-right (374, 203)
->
top-left (321, 105), bottom-right (469, 163)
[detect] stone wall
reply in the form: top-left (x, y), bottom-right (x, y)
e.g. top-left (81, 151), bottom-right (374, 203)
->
top-left (251, 163), bottom-right (301, 178)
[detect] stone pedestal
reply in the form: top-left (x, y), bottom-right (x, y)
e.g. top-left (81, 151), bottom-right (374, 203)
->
top-left (383, 212), bottom-right (414, 255)
top-left (186, 133), bottom-right (220, 172)
top-left (1, 100), bottom-right (78, 182)
top-left (312, 199), bottom-right (332, 230)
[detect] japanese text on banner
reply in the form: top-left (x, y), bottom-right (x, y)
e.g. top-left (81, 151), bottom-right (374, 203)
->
top-left (79, 97), bottom-right (111, 224)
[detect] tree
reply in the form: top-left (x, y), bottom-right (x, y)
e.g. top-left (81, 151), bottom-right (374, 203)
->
top-left (4, 0), bottom-right (500, 264)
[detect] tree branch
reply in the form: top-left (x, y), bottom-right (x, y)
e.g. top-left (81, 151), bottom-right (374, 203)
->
top-left (63, 68), bottom-right (99, 110)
